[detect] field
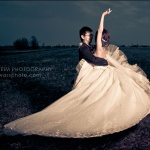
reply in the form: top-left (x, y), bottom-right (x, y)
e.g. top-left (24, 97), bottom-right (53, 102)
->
top-left (0, 47), bottom-right (150, 149)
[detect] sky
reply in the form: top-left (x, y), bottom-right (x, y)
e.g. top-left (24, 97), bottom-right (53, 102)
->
top-left (0, 1), bottom-right (150, 46)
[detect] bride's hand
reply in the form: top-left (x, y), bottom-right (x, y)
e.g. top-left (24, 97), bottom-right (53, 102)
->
top-left (103, 8), bottom-right (112, 16)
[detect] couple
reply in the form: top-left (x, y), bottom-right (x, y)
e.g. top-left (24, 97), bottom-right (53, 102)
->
top-left (4, 9), bottom-right (150, 138)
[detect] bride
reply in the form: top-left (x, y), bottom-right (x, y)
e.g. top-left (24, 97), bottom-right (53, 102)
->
top-left (4, 9), bottom-right (150, 138)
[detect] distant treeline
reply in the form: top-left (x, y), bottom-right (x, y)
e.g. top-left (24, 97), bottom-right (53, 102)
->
top-left (0, 36), bottom-right (150, 51)
top-left (0, 45), bottom-right (78, 51)
top-left (0, 35), bottom-right (79, 50)
top-left (119, 44), bottom-right (150, 47)
top-left (13, 36), bottom-right (39, 50)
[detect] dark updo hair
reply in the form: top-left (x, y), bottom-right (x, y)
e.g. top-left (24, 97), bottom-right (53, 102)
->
top-left (95, 29), bottom-right (110, 47)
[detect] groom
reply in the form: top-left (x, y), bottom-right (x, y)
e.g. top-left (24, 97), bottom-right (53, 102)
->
top-left (79, 26), bottom-right (108, 66)
top-left (71, 26), bottom-right (108, 84)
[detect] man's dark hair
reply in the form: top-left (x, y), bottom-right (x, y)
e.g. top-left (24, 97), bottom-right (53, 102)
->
top-left (79, 26), bottom-right (93, 42)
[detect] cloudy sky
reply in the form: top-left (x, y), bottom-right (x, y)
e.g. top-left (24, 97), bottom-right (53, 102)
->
top-left (0, 1), bottom-right (150, 46)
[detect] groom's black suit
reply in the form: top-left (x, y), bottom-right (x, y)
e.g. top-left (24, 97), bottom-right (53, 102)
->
top-left (79, 43), bottom-right (108, 66)
top-left (71, 43), bottom-right (108, 84)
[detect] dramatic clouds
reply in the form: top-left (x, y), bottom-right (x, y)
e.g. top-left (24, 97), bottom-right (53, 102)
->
top-left (0, 1), bottom-right (150, 46)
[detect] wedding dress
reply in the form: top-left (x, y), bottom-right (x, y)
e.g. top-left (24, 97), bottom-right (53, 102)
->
top-left (4, 44), bottom-right (150, 138)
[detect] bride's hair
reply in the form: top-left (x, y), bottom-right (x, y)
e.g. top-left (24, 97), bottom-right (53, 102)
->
top-left (95, 29), bottom-right (110, 47)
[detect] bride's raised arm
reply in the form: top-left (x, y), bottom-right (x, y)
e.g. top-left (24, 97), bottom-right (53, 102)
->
top-left (94, 8), bottom-right (112, 57)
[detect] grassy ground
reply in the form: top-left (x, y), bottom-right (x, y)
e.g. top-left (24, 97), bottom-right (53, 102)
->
top-left (0, 47), bottom-right (150, 150)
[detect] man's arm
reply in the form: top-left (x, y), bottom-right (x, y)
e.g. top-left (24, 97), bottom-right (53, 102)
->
top-left (79, 44), bottom-right (108, 66)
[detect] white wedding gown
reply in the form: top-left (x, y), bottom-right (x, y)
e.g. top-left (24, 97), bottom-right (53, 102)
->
top-left (4, 44), bottom-right (150, 138)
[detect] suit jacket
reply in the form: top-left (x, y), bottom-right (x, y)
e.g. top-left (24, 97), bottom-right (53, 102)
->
top-left (78, 43), bottom-right (108, 66)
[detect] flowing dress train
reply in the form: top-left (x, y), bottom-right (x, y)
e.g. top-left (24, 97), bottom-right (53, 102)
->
top-left (4, 44), bottom-right (150, 138)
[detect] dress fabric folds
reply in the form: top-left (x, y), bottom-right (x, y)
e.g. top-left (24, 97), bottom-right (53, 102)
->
top-left (4, 44), bottom-right (150, 138)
